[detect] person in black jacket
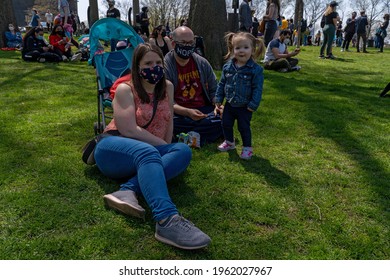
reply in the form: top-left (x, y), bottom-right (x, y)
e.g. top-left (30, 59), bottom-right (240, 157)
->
top-left (22, 27), bottom-right (61, 62)
top-left (140, 7), bottom-right (150, 37)
top-left (355, 10), bottom-right (369, 53)
top-left (341, 11), bottom-right (357, 52)
top-left (377, 13), bottom-right (389, 52)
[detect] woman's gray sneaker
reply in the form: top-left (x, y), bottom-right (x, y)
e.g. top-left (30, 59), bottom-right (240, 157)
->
top-left (103, 190), bottom-right (145, 219)
top-left (155, 215), bottom-right (211, 250)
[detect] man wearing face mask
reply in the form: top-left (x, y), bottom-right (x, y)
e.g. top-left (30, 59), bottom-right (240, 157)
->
top-left (164, 26), bottom-right (223, 146)
top-left (263, 29), bottom-right (301, 72)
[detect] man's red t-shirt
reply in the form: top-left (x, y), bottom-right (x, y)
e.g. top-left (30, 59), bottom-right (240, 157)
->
top-left (174, 57), bottom-right (206, 108)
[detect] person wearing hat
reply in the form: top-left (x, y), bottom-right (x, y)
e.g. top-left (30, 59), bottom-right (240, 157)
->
top-left (355, 10), bottom-right (369, 53)
top-left (319, 1), bottom-right (340, 59)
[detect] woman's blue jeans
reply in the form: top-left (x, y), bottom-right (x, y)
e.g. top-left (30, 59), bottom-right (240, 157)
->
top-left (94, 136), bottom-right (192, 221)
top-left (320, 24), bottom-right (335, 56)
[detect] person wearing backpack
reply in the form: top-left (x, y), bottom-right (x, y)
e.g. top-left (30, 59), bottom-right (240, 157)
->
top-left (319, 1), bottom-right (339, 59)
top-left (341, 11), bottom-right (357, 52)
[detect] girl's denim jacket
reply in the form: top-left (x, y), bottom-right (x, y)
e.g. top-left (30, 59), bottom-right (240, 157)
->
top-left (215, 58), bottom-right (264, 111)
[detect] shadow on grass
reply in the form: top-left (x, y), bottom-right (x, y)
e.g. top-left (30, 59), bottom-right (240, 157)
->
top-left (227, 151), bottom-right (292, 188)
top-left (267, 71), bottom-right (390, 214)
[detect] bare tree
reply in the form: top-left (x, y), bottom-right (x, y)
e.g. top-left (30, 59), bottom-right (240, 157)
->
top-left (141, 0), bottom-right (173, 27)
top-left (0, 0), bottom-right (17, 47)
top-left (132, 0), bottom-right (140, 26)
top-left (304, 0), bottom-right (328, 24)
top-left (385, 0), bottom-right (390, 13)
top-left (352, 0), bottom-right (386, 35)
top-left (189, 0), bottom-right (228, 70)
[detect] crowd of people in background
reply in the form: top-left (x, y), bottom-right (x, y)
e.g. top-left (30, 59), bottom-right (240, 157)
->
top-left (2, 0), bottom-right (389, 250)
top-left (237, 0), bottom-right (389, 62)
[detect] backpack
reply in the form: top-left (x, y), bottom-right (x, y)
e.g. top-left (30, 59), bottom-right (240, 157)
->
top-left (135, 13), bottom-right (141, 24)
top-left (320, 15), bottom-right (326, 28)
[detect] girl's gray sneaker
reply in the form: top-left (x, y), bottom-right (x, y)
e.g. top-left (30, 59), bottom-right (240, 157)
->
top-left (155, 215), bottom-right (211, 250)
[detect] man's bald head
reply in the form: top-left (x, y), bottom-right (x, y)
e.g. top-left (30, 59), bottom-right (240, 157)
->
top-left (172, 26), bottom-right (194, 42)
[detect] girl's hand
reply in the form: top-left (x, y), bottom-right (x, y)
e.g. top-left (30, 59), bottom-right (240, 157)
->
top-left (214, 104), bottom-right (224, 118)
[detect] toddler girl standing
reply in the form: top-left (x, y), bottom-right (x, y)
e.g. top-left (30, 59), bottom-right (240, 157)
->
top-left (215, 32), bottom-right (265, 159)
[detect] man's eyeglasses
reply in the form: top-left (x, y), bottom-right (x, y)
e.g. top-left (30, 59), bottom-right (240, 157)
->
top-left (174, 40), bottom-right (195, 47)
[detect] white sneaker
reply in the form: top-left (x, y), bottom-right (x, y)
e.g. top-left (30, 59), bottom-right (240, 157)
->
top-left (340, 48), bottom-right (344, 52)
top-left (62, 55), bottom-right (68, 61)
top-left (71, 53), bottom-right (82, 62)
top-left (217, 140), bottom-right (236, 152)
top-left (240, 147), bottom-right (253, 160)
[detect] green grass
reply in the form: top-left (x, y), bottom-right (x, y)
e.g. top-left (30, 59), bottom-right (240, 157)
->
top-left (0, 46), bottom-right (389, 260)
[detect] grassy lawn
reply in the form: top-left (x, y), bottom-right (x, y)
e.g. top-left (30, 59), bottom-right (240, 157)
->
top-left (0, 46), bottom-right (389, 260)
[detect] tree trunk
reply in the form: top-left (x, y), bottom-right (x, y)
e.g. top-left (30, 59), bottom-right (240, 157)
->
top-left (89, 0), bottom-right (99, 27)
top-left (133, 0), bottom-right (140, 26)
top-left (189, 0), bottom-right (228, 70)
top-left (294, 0), bottom-right (304, 47)
top-left (0, 0), bottom-right (17, 47)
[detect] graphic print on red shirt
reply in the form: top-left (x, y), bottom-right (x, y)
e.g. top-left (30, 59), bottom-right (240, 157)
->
top-left (175, 57), bottom-right (206, 108)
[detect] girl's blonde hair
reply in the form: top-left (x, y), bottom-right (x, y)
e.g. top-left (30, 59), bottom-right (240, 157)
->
top-left (324, 5), bottom-right (336, 16)
top-left (223, 32), bottom-right (265, 61)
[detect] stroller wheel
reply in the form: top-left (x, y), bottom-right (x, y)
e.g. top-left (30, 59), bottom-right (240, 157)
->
top-left (94, 122), bottom-right (105, 135)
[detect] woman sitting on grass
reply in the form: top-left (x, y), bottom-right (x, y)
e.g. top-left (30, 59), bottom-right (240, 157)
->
top-left (49, 24), bottom-right (81, 62)
top-left (149, 25), bottom-right (173, 56)
top-left (22, 27), bottom-right (62, 63)
top-left (4, 23), bottom-right (22, 49)
top-left (93, 43), bottom-right (211, 250)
